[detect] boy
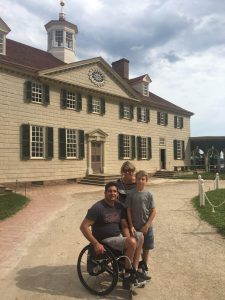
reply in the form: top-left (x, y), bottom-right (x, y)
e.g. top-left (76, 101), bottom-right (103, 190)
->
top-left (126, 170), bottom-right (156, 278)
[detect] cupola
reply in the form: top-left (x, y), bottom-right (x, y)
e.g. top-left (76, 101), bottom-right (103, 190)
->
top-left (45, 0), bottom-right (78, 63)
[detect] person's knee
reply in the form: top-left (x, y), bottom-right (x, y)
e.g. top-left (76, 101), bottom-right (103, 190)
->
top-left (125, 236), bottom-right (137, 250)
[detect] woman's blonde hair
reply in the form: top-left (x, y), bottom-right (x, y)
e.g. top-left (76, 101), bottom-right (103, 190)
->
top-left (120, 161), bottom-right (136, 174)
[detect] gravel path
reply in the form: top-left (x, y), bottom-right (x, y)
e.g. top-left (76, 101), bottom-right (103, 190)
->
top-left (1, 179), bottom-right (225, 300)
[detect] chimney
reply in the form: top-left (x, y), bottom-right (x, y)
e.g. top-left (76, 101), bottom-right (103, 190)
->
top-left (112, 58), bottom-right (129, 80)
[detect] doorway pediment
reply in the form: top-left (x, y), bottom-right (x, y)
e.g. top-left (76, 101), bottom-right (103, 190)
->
top-left (87, 129), bottom-right (108, 142)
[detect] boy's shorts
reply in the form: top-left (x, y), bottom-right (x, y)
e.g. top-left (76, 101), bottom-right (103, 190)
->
top-left (102, 232), bottom-right (143, 252)
top-left (143, 227), bottom-right (154, 250)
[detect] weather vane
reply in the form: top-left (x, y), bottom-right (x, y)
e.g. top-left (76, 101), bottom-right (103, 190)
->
top-left (59, 0), bottom-right (66, 20)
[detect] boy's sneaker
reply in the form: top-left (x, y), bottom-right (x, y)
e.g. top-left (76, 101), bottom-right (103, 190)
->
top-left (122, 273), bottom-right (146, 290)
top-left (137, 271), bottom-right (151, 282)
top-left (138, 260), bottom-right (149, 273)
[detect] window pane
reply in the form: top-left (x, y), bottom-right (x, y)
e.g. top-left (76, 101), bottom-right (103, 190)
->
top-left (141, 107), bottom-right (147, 122)
top-left (66, 91), bottom-right (77, 109)
top-left (66, 32), bottom-right (73, 49)
top-left (141, 137), bottom-right (147, 159)
top-left (177, 140), bottom-right (182, 159)
top-left (31, 126), bottom-right (44, 158)
top-left (0, 34), bottom-right (3, 54)
top-left (55, 30), bottom-right (63, 47)
top-left (123, 105), bottom-right (131, 119)
top-left (66, 129), bottom-right (77, 158)
top-left (123, 135), bottom-right (130, 158)
top-left (92, 99), bottom-right (100, 113)
top-left (31, 82), bottom-right (43, 103)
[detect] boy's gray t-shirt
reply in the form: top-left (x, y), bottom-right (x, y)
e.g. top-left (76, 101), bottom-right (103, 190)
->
top-left (125, 190), bottom-right (155, 230)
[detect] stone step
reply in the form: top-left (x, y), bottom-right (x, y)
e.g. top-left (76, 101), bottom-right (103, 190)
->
top-left (80, 174), bottom-right (120, 186)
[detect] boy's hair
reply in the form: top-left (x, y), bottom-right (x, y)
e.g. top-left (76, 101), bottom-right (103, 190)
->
top-left (136, 170), bottom-right (148, 181)
top-left (104, 181), bottom-right (118, 192)
top-left (120, 161), bottom-right (136, 174)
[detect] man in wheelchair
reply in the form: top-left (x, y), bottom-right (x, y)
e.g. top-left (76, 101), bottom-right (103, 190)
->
top-left (80, 181), bottom-right (149, 290)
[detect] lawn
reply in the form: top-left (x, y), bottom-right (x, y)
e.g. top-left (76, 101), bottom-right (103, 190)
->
top-left (192, 188), bottom-right (225, 237)
top-left (174, 172), bottom-right (225, 180)
top-left (0, 193), bottom-right (29, 221)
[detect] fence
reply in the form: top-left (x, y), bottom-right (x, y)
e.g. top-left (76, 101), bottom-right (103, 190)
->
top-left (198, 173), bottom-right (225, 212)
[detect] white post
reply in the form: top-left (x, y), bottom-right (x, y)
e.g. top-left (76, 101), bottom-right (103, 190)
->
top-left (198, 175), bottom-right (202, 196)
top-left (200, 179), bottom-right (205, 206)
top-left (215, 173), bottom-right (219, 190)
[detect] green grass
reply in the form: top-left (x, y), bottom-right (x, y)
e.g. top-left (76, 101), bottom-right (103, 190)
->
top-left (192, 188), bottom-right (225, 237)
top-left (0, 193), bottom-right (30, 221)
top-left (174, 172), bottom-right (225, 180)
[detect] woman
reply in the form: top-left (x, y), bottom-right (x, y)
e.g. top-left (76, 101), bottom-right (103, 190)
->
top-left (117, 161), bottom-right (136, 204)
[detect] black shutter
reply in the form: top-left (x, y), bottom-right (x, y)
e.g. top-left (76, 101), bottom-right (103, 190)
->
top-left (182, 140), bottom-right (185, 159)
top-left (165, 113), bottom-right (168, 125)
top-left (119, 103), bottom-right (124, 118)
top-left (130, 105), bottom-right (134, 120)
top-left (100, 97), bottom-right (105, 115)
top-left (21, 124), bottom-right (30, 160)
top-left (157, 112), bottom-right (160, 124)
top-left (87, 95), bottom-right (93, 113)
top-left (77, 92), bottom-right (82, 111)
top-left (43, 85), bottom-right (50, 105)
top-left (78, 130), bottom-right (85, 159)
top-left (25, 81), bottom-right (32, 102)
top-left (118, 134), bottom-right (124, 159)
top-left (146, 108), bottom-right (150, 123)
top-left (181, 117), bottom-right (183, 129)
top-left (131, 135), bottom-right (136, 159)
top-left (46, 127), bottom-right (53, 159)
top-left (147, 137), bottom-right (152, 159)
top-left (174, 116), bottom-right (177, 128)
top-left (58, 128), bottom-right (66, 159)
top-left (137, 107), bottom-right (141, 122)
top-left (137, 136), bottom-right (141, 159)
top-left (61, 90), bottom-right (67, 109)
top-left (174, 140), bottom-right (177, 160)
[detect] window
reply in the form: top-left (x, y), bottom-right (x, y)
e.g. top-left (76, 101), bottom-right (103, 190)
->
top-left (157, 112), bottom-right (168, 126)
top-left (119, 103), bottom-right (134, 120)
top-left (87, 95), bottom-right (105, 115)
top-left (137, 106), bottom-right (150, 123)
top-left (159, 137), bottom-right (165, 146)
top-left (143, 83), bottom-right (149, 96)
top-left (137, 136), bottom-right (152, 160)
top-left (21, 124), bottom-right (53, 160)
top-left (55, 30), bottom-right (63, 47)
top-left (174, 140), bottom-right (185, 160)
top-left (66, 31), bottom-right (73, 49)
top-left (59, 128), bottom-right (84, 159)
top-left (25, 81), bottom-right (49, 105)
top-left (0, 34), bottom-right (4, 54)
top-left (61, 90), bottom-right (82, 111)
top-left (118, 134), bottom-right (135, 160)
top-left (174, 116), bottom-right (183, 129)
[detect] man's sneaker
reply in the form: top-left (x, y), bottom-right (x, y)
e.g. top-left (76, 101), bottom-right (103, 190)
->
top-left (138, 260), bottom-right (149, 273)
top-left (137, 271), bottom-right (151, 282)
top-left (123, 273), bottom-right (146, 290)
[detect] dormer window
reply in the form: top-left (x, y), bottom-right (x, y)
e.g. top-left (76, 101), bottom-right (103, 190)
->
top-left (143, 83), bottom-right (149, 96)
top-left (0, 33), bottom-right (4, 54)
top-left (55, 30), bottom-right (63, 47)
top-left (66, 32), bottom-right (73, 49)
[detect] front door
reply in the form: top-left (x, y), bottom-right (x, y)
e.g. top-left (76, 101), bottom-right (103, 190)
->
top-left (160, 149), bottom-right (166, 169)
top-left (91, 141), bottom-right (102, 173)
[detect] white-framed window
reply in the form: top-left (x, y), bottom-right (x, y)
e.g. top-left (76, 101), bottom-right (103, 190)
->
top-left (174, 116), bottom-right (183, 129)
top-left (25, 81), bottom-right (49, 105)
top-left (118, 134), bottom-right (135, 160)
top-left (137, 106), bottom-right (150, 123)
top-left (140, 137), bottom-right (147, 159)
top-left (61, 90), bottom-right (82, 111)
top-left (66, 31), bottom-right (73, 49)
top-left (140, 107), bottom-right (147, 122)
top-left (120, 103), bottom-right (133, 120)
top-left (124, 105), bottom-right (131, 119)
top-left (174, 140), bottom-right (185, 160)
top-left (0, 34), bottom-right (4, 54)
top-left (157, 111), bottom-right (168, 126)
top-left (55, 30), bottom-right (63, 47)
top-left (66, 91), bottom-right (77, 109)
top-left (143, 83), bottom-right (149, 96)
top-left (31, 126), bottom-right (45, 158)
top-left (31, 82), bottom-right (43, 103)
top-left (59, 128), bottom-right (84, 160)
top-left (159, 137), bottom-right (165, 146)
top-left (92, 98), bottom-right (101, 113)
top-left (137, 136), bottom-right (152, 160)
top-left (66, 129), bottom-right (78, 158)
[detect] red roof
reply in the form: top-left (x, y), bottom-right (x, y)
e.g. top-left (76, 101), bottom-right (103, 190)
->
top-left (129, 75), bottom-right (148, 84)
top-left (0, 39), bottom-right (65, 71)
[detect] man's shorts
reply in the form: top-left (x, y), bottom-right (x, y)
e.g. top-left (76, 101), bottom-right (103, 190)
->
top-left (101, 232), bottom-right (143, 252)
top-left (143, 227), bottom-right (154, 250)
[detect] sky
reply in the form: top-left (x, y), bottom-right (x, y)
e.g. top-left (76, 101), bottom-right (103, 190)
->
top-left (1, 0), bottom-right (225, 137)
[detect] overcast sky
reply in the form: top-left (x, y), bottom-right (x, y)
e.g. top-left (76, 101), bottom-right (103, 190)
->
top-left (2, 0), bottom-right (225, 137)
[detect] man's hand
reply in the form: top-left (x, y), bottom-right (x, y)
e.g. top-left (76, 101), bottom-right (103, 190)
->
top-left (93, 242), bottom-right (105, 255)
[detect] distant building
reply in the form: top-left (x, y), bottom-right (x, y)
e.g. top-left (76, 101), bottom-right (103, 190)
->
top-left (0, 3), bottom-right (193, 185)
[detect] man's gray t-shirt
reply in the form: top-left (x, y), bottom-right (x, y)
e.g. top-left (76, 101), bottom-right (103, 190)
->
top-left (125, 190), bottom-right (155, 230)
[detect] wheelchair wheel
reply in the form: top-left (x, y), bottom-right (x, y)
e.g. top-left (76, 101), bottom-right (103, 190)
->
top-left (77, 244), bottom-right (119, 296)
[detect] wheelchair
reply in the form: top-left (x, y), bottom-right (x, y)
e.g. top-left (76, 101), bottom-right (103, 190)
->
top-left (77, 243), bottom-right (144, 298)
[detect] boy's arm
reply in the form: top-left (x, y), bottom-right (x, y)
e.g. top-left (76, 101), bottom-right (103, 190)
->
top-left (141, 208), bottom-right (156, 235)
top-left (127, 207), bottom-right (136, 234)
